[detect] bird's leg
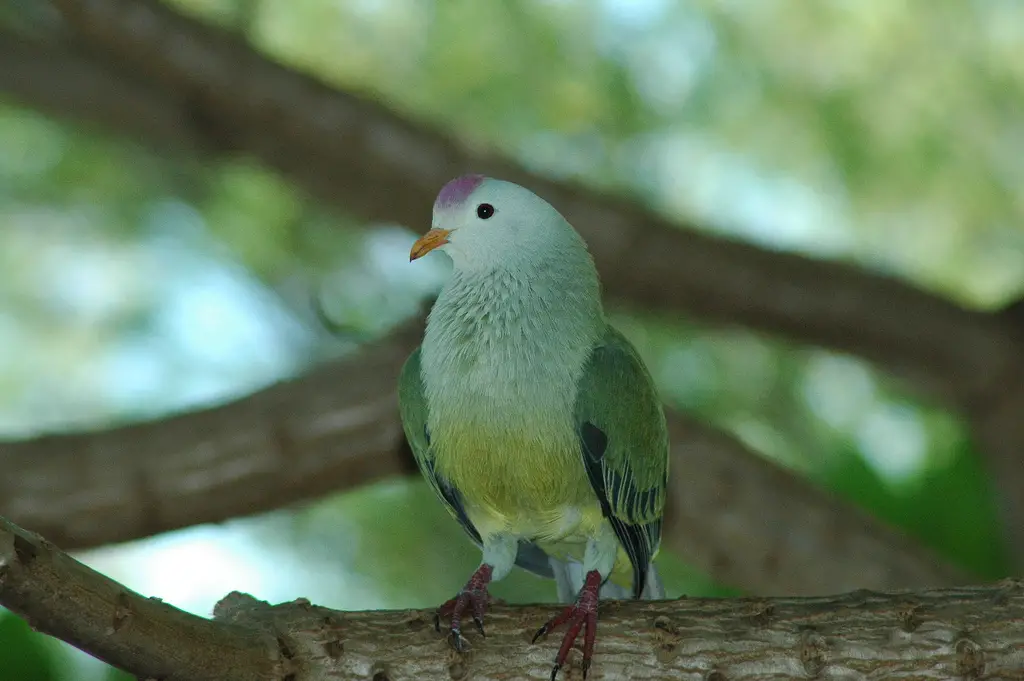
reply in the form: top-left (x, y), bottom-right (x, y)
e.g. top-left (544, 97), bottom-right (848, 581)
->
top-left (435, 533), bottom-right (517, 651)
top-left (434, 563), bottom-right (494, 650)
top-left (533, 528), bottom-right (618, 680)
top-left (532, 569), bottom-right (601, 680)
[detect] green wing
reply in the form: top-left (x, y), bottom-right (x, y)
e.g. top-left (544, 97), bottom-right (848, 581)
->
top-left (574, 326), bottom-right (669, 598)
top-left (398, 346), bottom-right (554, 578)
top-left (398, 347), bottom-right (481, 542)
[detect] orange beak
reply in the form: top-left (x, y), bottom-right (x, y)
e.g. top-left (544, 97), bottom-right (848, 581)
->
top-left (409, 228), bottom-right (450, 261)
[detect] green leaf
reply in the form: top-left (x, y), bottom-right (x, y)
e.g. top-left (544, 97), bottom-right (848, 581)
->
top-left (0, 612), bottom-right (58, 681)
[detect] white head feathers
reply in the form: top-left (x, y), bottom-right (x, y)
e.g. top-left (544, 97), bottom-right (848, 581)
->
top-left (412, 175), bottom-right (593, 275)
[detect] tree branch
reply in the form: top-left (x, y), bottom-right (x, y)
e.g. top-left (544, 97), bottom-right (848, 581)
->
top-left (0, 319), bottom-right (423, 552)
top-left (0, 515), bottom-right (1019, 681)
top-left (0, 516), bottom-right (282, 681)
top-left (0, 31), bottom-right (202, 153)
top-left (660, 421), bottom-right (966, 594)
top-left (0, 318), bottom-right (966, 595)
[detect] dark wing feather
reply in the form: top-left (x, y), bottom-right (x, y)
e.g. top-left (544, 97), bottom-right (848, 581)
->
top-left (575, 328), bottom-right (669, 598)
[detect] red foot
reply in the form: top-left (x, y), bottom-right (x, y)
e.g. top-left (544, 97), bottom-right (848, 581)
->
top-left (434, 563), bottom-right (494, 651)
top-left (532, 569), bottom-right (602, 680)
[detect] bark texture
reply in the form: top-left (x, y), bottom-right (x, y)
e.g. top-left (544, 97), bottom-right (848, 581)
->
top-left (214, 587), bottom-right (1024, 681)
top-left (0, 320), bottom-right (421, 552)
top-left (0, 514), bottom-right (1019, 680)
top-left (0, 516), bottom-right (282, 681)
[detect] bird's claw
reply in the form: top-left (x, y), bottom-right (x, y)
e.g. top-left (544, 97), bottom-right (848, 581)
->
top-left (433, 564), bottom-right (494, 651)
top-left (449, 629), bottom-right (471, 652)
top-left (532, 570), bottom-right (602, 681)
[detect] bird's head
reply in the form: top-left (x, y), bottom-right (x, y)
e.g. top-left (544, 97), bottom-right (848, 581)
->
top-left (410, 175), bottom-right (584, 272)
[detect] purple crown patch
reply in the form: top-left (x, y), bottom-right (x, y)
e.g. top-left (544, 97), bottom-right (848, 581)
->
top-left (434, 174), bottom-right (485, 211)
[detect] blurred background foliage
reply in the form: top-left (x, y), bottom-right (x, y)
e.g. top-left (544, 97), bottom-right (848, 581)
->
top-left (0, 0), bottom-right (1021, 678)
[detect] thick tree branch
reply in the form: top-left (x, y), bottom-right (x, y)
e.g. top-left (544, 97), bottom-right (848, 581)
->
top-left (0, 516), bottom-right (281, 681)
top-left (0, 319), bottom-right (966, 595)
top-left (660, 421), bottom-right (966, 593)
top-left (0, 515), bottom-right (1020, 680)
top-left (0, 32), bottom-right (202, 152)
top-left (0, 320), bottom-right (422, 552)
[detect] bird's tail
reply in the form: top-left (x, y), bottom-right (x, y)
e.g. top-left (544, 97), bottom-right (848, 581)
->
top-left (549, 557), bottom-right (665, 603)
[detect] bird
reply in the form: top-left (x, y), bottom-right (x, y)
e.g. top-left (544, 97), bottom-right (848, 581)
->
top-left (399, 174), bottom-right (669, 679)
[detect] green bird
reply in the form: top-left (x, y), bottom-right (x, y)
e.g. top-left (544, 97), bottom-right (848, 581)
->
top-left (399, 174), bottom-right (669, 679)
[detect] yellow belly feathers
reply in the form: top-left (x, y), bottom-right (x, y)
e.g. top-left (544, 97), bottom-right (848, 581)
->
top-left (431, 417), bottom-right (635, 586)
top-left (432, 418), bottom-right (592, 535)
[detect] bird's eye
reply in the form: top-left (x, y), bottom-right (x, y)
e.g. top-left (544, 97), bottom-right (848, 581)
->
top-left (476, 203), bottom-right (495, 219)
